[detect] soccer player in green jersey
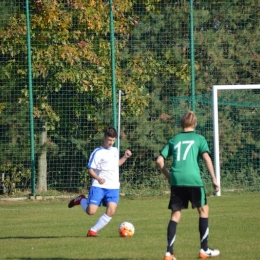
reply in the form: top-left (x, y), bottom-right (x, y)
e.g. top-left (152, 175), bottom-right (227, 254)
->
top-left (157, 111), bottom-right (220, 260)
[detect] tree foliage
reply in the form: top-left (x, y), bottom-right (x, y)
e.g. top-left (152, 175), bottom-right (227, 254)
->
top-left (1, 0), bottom-right (260, 193)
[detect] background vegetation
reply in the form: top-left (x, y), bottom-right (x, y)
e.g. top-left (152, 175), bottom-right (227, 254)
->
top-left (0, 0), bottom-right (260, 195)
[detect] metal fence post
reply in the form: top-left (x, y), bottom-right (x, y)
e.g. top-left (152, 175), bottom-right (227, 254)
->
top-left (25, 0), bottom-right (36, 197)
top-left (190, 0), bottom-right (195, 111)
top-left (109, 0), bottom-right (118, 142)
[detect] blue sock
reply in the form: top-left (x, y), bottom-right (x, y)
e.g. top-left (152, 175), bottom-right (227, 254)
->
top-left (80, 198), bottom-right (88, 212)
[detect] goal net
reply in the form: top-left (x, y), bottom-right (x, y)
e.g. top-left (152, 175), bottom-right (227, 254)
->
top-left (213, 85), bottom-right (260, 196)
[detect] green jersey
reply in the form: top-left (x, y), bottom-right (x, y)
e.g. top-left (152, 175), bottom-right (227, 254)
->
top-left (160, 131), bottom-right (210, 187)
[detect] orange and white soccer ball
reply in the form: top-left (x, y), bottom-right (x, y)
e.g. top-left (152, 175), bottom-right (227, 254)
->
top-left (118, 222), bottom-right (135, 238)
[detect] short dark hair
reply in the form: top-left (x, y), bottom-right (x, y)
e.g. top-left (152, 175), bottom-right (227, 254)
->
top-left (103, 126), bottom-right (117, 138)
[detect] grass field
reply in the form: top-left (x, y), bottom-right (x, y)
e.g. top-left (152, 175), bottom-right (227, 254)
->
top-left (0, 192), bottom-right (259, 260)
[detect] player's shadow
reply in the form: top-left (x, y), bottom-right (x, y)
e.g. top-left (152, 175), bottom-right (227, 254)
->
top-left (0, 235), bottom-right (128, 240)
top-left (0, 235), bottom-right (83, 240)
top-left (6, 258), bottom-right (134, 260)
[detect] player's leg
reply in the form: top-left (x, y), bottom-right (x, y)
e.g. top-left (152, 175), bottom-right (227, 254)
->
top-left (191, 187), bottom-right (220, 258)
top-left (88, 202), bottom-right (117, 236)
top-left (197, 204), bottom-right (209, 251)
top-left (164, 210), bottom-right (180, 260)
top-left (105, 201), bottom-right (117, 217)
top-left (77, 186), bottom-right (103, 215)
top-left (83, 186), bottom-right (104, 237)
top-left (87, 189), bottom-right (119, 237)
top-left (193, 188), bottom-right (210, 253)
top-left (164, 187), bottom-right (188, 260)
top-left (68, 194), bottom-right (86, 208)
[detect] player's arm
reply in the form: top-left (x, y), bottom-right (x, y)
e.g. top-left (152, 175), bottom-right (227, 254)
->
top-left (88, 168), bottom-right (105, 184)
top-left (87, 152), bottom-right (105, 184)
top-left (119, 149), bottom-right (132, 166)
top-left (156, 155), bottom-right (170, 184)
top-left (202, 152), bottom-right (219, 192)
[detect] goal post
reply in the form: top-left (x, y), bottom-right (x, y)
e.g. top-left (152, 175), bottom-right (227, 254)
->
top-left (212, 85), bottom-right (260, 196)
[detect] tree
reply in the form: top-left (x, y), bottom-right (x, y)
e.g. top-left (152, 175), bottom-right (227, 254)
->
top-left (0, 0), bottom-right (154, 192)
top-left (4, 0), bottom-right (259, 193)
top-left (194, 0), bottom-right (260, 89)
top-left (0, 1), bottom-right (31, 194)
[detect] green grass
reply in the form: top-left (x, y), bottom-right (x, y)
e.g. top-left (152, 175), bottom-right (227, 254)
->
top-left (0, 192), bottom-right (259, 259)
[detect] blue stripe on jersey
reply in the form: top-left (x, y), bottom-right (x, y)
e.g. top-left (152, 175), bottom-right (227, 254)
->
top-left (87, 146), bottom-right (103, 168)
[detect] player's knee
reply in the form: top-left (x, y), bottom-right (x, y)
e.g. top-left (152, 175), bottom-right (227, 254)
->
top-left (86, 208), bottom-right (96, 215)
top-left (198, 204), bottom-right (209, 217)
top-left (106, 208), bottom-right (116, 216)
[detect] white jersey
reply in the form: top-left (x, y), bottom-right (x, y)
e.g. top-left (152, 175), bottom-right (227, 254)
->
top-left (87, 146), bottom-right (120, 189)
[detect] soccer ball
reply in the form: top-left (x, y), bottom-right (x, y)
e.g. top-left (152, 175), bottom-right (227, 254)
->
top-left (118, 222), bottom-right (135, 238)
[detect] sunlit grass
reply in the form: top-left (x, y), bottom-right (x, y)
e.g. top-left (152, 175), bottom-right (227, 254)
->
top-left (0, 192), bottom-right (259, 259)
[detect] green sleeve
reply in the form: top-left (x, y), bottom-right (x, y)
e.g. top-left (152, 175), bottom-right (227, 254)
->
top-left (160, 142), bottom-right (171, 159)
top-left (199, 136), bottom-right (210, 156)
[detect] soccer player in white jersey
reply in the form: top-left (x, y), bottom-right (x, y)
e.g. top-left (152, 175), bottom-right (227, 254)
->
top-left (157, 111), bottom-right (220, 260)
top-left (68, 126), bottom-right (132, 237)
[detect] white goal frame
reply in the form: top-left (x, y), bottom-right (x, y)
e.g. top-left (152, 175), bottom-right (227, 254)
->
top-left (212, 84), bottom-right (260, 196)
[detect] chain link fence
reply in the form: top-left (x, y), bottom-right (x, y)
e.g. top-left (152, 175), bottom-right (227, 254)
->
top-left (1, 0), bottom-right (260, 196)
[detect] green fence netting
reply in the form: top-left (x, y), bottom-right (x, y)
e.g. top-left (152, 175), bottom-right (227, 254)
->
top-left (0, 0), bottom-right (260, 196)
